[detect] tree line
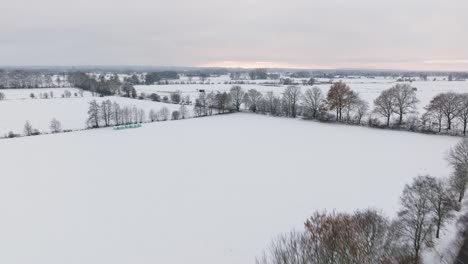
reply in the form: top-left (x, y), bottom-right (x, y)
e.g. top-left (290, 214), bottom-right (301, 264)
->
top-left (257, 138), bottom-right (468, 264)
top-left (0, 70), bottom-right (68, 89)
top-left (215, 83), bottom-right (468, 136)
top-left (85, 100), bottom-right (191, 129)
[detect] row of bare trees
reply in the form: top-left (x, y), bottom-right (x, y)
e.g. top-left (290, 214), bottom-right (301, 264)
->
top-left (218, 84), bottom-right (369, 123)
top-left (0, 70), bottom-right (68, 88)
top-left (227, 82), bottom-right (468, 136)
top-left (86, 100), bottom-right (191, 128)
top-left (257, 139), bottom-right (468, 264)
top-left (87, 100), bottom-right (146, 128)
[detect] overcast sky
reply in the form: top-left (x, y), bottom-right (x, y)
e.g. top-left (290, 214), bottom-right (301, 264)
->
top-left (1, 0), bottom-right (468, 71)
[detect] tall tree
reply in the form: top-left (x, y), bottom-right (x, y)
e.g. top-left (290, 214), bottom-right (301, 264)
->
top-left (327, 82), bottom-right (352, 121)
top-left (373, 88), bottom-right (396, 127)
top-left (87, 100), bottom-right (100, 128)
top-left (302, 87), bottom-right (324, 119)
top-left (398, 176), bottom-right (433, 263)
top-left (23, 121), bottom-right (34, 136)
top-left (244, 89), bottom-right (263, 113)
top-left (425, 176), bottom-right (456, 239)
top-left (424, 95), bottom-right (444, 132)
top-left (391, 84), bottom-right (419, 126)
top-left (438, 92), bottom-right (461, 130)
top-left (283, 86), bottom-right (302, 118)
top-left (50, 118), bottom-right (62, 133)
top-left (447, 139), bottom-right (468, 202)
top-left (229, 85), bottom-right (245, 112)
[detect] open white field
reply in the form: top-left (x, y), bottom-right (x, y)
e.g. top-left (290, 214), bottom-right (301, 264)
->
top-left (0, 88), bottom-right (93, 100)
top-left (0, 113), bottom-right (458, 264)
top-left (136, 79), bottom-right (468, 114)
top-left (0, 96), bottom-right (185, 136)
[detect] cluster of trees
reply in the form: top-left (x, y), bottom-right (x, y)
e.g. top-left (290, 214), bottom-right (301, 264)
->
top-left (208, 84), bottom-right (369, 124)
top-left (86, 100), bottom-right (146, 128)
top-left (258, 138), bottom-right (468, 264)
top-left (0, 70), bottom-right (67, 88)
top-left (372, 83), bottom-right (419, 126)
top-left (422, 92), bottom-right (468, 135)
top-left (145, 71), bottom-right (179, 85)
top-left (249, 69), bottom-right (268, 80)
top-left (68, 72), bottom-right (121, 96)
top-left (227, 82), bottom-right (468, 136)
top-left (193, 89), bottom-right (233, 117)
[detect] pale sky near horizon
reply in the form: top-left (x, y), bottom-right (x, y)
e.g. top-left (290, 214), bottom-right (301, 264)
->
top-left (1, 0), bottom-right (468, 71)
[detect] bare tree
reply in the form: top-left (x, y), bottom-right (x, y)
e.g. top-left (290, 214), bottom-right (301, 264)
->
top-left (100, 100), bottom-right (112, 126)
top-left (132, 106), bottom-right (138, 123)
top-left (327, 82), bottom-right (353, 121)
top-left (160, 107), bottom-right (169, 121)
top-left (437, 92), bottom-right (461, 130)
top-left (137, 108), bottom-right (145, 123)
top-left (50, 118), bottom-right (62, 133)
top-left (149, 109), bottom-right (158, 122)
top-left (87, 100), bottom-right (100, 128)
top-left (450, 165), bottom-right (468, 203)
top-left (425, 176), bottom-right (456, 239)
top-left (229, 85), bottom-right (245, 111)
top-left (424, 96), bottom-right (444, 132)
top-left (302, 87), bottom-right (324, 119)
top-left (355, 98), bottom-right (369, 124)
top-left (179, 104), bottom-right (189, 119)
top-left (398, 175), bottom-right (433, 263)
top-left (282, 86), bottom-right (301, 118)
top-left (244, 89), bottom-right (263, 113)
top-left (258, 209), bottom-right (405, 264)
top-left (342, 90), bottom-right (360, 123)
top-left (373, 88), bottom-right (396, 127)
top-left (215, 91), bottom-right (231, 113)
top-left (391, 84), bottom-right (419, 126)
top-left (23, 121), bottom-right (34, 136)
top-left (112, 102), bottom-right (121, 125)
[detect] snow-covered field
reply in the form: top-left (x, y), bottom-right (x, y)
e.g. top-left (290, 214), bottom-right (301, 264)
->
top-left (0, 113), bottom-right (457, 264)
top-left (0, 88), bottom-right (92, 100)
top-left (136, 79), bottom-right (468, 114)
top-left (0, 96), bottom-right (185, 136)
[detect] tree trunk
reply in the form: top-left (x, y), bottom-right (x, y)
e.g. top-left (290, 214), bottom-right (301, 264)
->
top-left (436, 221), bottom-right (441, 239)
top-left (387, 116), bottom-right (390, 127)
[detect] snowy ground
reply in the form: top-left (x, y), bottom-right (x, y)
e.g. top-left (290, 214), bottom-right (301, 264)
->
top-left (136, 79), bottom-right (468, 114)
top-left (0, 113), bottom-right (457, 264)
top-left (0, 88), bottom-right (92, 100)
top-left (0, 96), bottom-right (185, 136)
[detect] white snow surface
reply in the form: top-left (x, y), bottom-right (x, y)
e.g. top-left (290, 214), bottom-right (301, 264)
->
top-left (0, 113), bottom-right (458, 264)
top-left (0, 96), bottom-right (185, 136)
